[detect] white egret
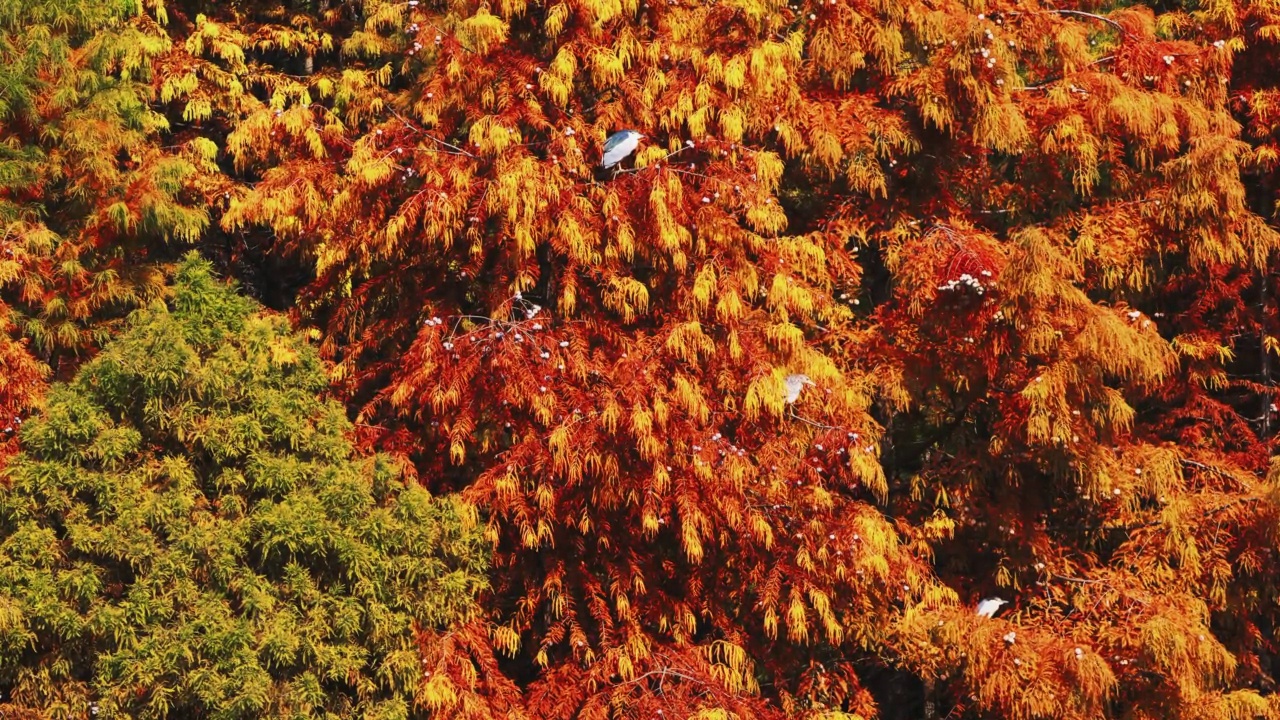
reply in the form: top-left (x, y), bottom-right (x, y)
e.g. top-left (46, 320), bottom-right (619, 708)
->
top-left (976, 597), bottom-right (1008, 618)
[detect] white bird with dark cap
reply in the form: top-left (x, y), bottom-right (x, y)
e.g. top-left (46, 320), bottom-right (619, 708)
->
top-left (601, 129), bottom-right (645, 169)
top-left (784, 374), bottom-right (815, 405)
top-left (976, 597), bottom-right (1008, 618)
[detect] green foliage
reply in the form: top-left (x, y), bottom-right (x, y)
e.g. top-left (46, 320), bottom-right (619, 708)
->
top-left (0, 253), bottom-right (488, 719)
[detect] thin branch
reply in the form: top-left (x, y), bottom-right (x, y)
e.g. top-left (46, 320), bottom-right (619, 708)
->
top-left (613, 146), bottom-right (693, 175)
top-left (1010, 9), bottom-right (1128, 35)
top-left (390, 109), bottom-right (477, 158)
top-left (1178, 458), bottom-right (1246, 482)
top-left (788, 407), bottom-right (844, 431)
top-left (430, 24), bottom-right (478, 55)
top-left (1015, 55), bottom-right (1117, 92)
top-left (1050, 571), bottom-right (1105, 585)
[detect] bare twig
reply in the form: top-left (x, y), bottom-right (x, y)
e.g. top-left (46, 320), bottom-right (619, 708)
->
top-left (390, 109), bottom-right (477, 158)
top-left (788, 407), bottom-right (845, 431)
top-left (1006, 9), bottom-right (1128, 35)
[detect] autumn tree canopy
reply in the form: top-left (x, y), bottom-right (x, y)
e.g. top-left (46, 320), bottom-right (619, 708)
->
top-left (5, 0), bottom-right (1280, 718)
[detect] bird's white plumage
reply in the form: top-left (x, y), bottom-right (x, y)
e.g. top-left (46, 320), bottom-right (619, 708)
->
top-left (602, 130), bottom-right (644, 168)
top-left (976, 597), bottom-right (1008, 618)
top-left (784, 374), bottom-right (815, 404)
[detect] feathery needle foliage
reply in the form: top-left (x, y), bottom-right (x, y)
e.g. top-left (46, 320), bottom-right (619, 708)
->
top-left (0, 254), bottom-right (489, 719)
top-left (7, 0), bottom-right (1280, 717)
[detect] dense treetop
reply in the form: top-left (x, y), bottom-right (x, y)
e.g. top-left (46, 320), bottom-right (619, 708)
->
top-left (0, 255), bottom-right (488, 719)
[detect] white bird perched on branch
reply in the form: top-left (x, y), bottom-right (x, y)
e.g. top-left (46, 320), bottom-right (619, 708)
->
top-left (784, 374), bottom-right (815, 404)
top-left (601, 130), bottom-right (645, 169)
top-left (976, 597), bottom-right (1008, 618)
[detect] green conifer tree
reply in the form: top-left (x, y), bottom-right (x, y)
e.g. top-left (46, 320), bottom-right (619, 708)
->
top-left (0, 253), bottom-right (488, 719)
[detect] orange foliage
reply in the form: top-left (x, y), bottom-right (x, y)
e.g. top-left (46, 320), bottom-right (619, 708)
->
top-left (10, 0), bottom-right (1280, 717)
